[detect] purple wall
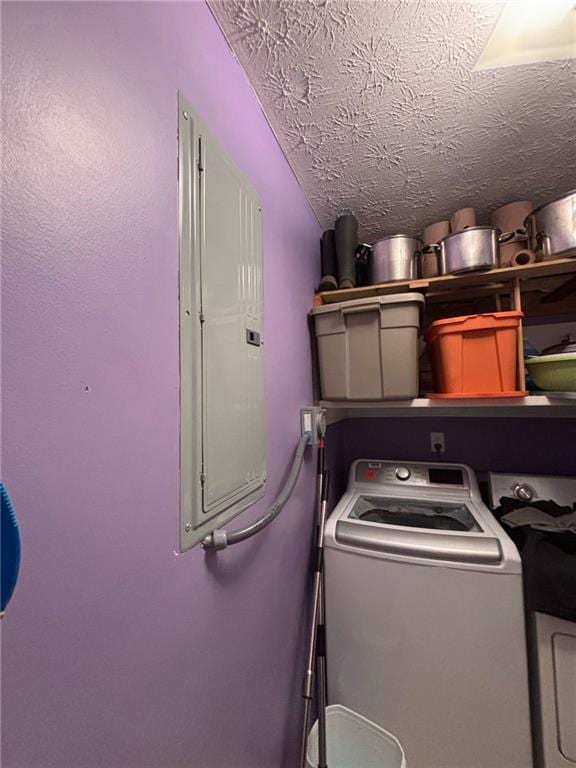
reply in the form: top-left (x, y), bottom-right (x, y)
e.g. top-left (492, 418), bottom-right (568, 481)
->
top-left (1, 3), bottom-right (319, 767)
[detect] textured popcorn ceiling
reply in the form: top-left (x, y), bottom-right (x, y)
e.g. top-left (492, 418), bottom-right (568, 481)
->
top-left (210, 0), bottom-right (575, 241)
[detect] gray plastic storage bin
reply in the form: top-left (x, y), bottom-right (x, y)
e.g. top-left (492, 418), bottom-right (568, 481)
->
top-left (311, 293), bottom-right (425, 401)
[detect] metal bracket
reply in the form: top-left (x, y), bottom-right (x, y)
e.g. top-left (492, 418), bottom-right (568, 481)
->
top-left (203, 529), bottom-right (228, 550)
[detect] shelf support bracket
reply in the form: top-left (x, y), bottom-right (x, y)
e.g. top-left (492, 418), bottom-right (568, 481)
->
top-left (512, 277), bottom-right (527, 392)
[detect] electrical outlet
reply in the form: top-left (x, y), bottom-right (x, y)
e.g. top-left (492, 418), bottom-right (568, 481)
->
top-left (300, 407), bottom-right (326, 445)
top-left (302, 409), bottom-right (313, 436)
top-left (430, 432), bottom-right (445, 453)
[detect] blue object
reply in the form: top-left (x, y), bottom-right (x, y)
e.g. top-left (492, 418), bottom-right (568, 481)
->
top-left (1, 483), bottom-right (21, 614)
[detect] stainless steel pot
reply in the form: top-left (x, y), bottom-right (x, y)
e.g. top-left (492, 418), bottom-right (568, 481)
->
top-left (524, 190), bottom-right (576, 260)
top-left (370, 235), bottom-right (420, 283)
top-left (429, 226), bottom-right (499, 275)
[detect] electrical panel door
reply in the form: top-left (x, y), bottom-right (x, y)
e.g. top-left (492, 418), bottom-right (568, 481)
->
top-left (200, 130), bottom-right (265, 518)
top-left (179, 92), bottom-right (265, 551)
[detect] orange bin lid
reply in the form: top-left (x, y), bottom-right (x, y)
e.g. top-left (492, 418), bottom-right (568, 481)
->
top-left (426, 311), bottom-right (523, 343)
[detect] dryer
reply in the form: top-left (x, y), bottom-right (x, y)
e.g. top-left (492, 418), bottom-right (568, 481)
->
top-left (489, 472), bottom-right (576, 768)
top-left (324, 459), bottom-right (532, 768)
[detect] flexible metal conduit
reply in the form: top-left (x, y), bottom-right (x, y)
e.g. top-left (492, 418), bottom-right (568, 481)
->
top-left (202, 432), bottom-right (312, 550)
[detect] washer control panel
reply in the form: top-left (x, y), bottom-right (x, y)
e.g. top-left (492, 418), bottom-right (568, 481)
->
top-left (354, 460), bottom-right (469, 489)
top-left (488, 473), bottom-right (576, 509)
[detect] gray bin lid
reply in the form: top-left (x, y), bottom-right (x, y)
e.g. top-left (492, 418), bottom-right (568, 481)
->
top-left (310, 292), bottom-right (425, 316)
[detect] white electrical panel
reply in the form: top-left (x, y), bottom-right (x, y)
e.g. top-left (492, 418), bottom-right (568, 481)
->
top-left (178, 92), bottom-right (265, 551)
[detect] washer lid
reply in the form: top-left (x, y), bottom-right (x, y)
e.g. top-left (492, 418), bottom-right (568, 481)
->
top-left (338, 495), bottom-right (502, 564)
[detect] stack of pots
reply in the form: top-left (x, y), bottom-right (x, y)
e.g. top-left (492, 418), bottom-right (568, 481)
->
top-left (370, 207), bottom-right (499, 283)
top-left (421, 208), bottom-right (501, 276)
top-left (491, 200), bottom-right (535, 267)
top-left (433, 225), bottom-right (501, 274)
top-left (319, 191), bottom-right (576, 291)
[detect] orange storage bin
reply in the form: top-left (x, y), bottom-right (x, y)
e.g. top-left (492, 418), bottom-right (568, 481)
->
top-left (426, 311), bottom-right (525, 398)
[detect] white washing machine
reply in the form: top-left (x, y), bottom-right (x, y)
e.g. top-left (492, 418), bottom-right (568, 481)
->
top-left (324, 459), bottom-right (533, 768)
top-left (489, 472), bottom-right (576, 768)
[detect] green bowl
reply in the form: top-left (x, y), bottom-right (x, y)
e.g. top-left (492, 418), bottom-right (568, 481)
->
top-left (526, 353), bottom-right (576, 392)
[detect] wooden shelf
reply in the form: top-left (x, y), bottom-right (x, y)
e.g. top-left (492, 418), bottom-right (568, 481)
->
top-left (315, 257), bottom-right (576, 318)
top-left (312, 258), bottom-right (576, 413)
top-left (320, 395), bottom-right (576, 423)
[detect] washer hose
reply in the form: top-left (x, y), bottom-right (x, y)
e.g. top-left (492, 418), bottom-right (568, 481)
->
top-left (202, 432), bottom-right (311, 550)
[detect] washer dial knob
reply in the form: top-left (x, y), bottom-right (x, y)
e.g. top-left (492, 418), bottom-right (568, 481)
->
top-left (513, 483), bottom-right (534, 503)
top-left (395, 466), bottom-right (411, 481)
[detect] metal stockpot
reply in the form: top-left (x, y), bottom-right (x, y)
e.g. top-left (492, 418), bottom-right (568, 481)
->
top-left (429, 226), bottom-right (500, 275)
top-left (370, 235), bottom-right (420, 283)
top-left (524, 190), bottom-right (576, 260)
